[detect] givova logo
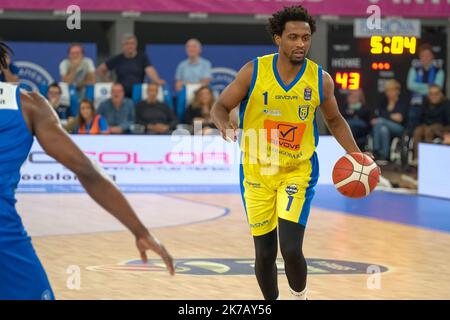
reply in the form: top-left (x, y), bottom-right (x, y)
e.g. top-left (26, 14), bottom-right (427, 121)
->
top-left (87, 258), bottom-right (389, 276)
top-left (15, 61), bottom-right (54, 92)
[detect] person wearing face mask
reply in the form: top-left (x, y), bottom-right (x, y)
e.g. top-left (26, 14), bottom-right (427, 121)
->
top-left (339, 89), bottom-right (370, 150)
top-left (371, 79), bottom-right (407, 162)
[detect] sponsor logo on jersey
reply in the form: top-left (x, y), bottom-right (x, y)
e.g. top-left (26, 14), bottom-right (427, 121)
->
top-left (264, 120), bottom-right (306, 151)
top-left (304, 87), bottom-right (312, 101)
top-left (245, 181), bottom-right (261, 188)
top-left (263, 109), bottom-right (282, 116)
top-left (285, 184), bottom-right (298, 195)
top-left (250, 220), bottom-right (270, 229)
top-left (275, 95), bottom-right (298, 100)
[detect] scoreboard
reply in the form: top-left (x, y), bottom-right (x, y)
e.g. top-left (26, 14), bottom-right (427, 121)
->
top-left (327, 24), bottom-right (447, 109)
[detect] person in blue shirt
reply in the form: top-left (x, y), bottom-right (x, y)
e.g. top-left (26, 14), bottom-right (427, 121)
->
top-left (97, 83), bottom-right (135, 134)
top-left (407, 43), bottom-right (445, 106)
top-left (0, 42), bottom-right (174, 299)
top-left (175, 38), bottom-right (212, 92)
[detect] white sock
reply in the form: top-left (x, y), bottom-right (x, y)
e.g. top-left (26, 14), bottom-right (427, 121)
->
top-left (289, 287), bottom-right (307, 300)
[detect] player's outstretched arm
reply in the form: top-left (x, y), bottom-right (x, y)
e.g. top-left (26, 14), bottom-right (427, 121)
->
top-left (211, 60), bottom-right (254, 141)
top-left (319, 70), bottom-right (361, 154)
top-left (21, 92), bottom-right (175, 275)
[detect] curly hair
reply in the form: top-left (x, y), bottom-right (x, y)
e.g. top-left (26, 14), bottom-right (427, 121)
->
top-left (0, 42), bottom-right (12, 70)
top-left (267, 6), bottom-right (316, 40)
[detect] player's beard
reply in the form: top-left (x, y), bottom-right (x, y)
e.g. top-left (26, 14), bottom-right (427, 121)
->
top-left (289, 56), bottom-right (304, 65)
top-left (283, 49), bottom-right (305, 66)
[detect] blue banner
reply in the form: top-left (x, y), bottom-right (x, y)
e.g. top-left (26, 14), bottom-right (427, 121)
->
top-left (7, 41), bottom-right (97, 91)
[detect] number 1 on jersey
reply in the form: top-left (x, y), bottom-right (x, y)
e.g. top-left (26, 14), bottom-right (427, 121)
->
top-left (286, 195), bottom-right (294, 212)
top-left (263, 92), bottom-right (268, 106)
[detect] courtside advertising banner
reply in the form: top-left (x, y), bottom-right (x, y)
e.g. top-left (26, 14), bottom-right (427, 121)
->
top-left (18, 135), bottom-right (343, 193)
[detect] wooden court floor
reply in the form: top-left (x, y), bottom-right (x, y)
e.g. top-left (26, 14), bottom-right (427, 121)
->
top-left (17, 193), bottom-right (450, 300)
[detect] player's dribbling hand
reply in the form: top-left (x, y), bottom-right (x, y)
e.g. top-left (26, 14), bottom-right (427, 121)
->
top-left (363, 152), bottom-right (375, 160)
top-left (136, 234), bottom-right (175, 276)
top-left (218, 120), bottom-right (237, 142)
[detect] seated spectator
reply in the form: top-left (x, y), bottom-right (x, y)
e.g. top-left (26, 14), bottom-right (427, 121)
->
top-left (47, 83), bottom-right (75, 132)
top-left (96, 34), bottom-right (165, 97)
top-left (443, 131), bottom-right (450, 145)
top-left (59, 43), bottom-right (95, 101)
top-left (371, 79), bottom-right (407, 161)
top-left (97, 83), bottom-right (135, 134)
top-left (407, 43), bottom-right (445, 106)
top-left (175, 39), bottom-right (212, 92)
top-left (0, 50), bottom-right (19, 83)
top-left (135, 83), bottom-right (177, 134)
top-left (413, 85), bottom-right (450, 158)
top-left (184, 86), bottom-right (217, 135)
top-left (75, 99), bottom-right (109, 134)
top-left (339, 89), bottom-right (370, 150)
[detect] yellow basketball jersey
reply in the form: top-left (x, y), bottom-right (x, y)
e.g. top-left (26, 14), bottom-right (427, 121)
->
top-left (239, 53), bottom-right (323, 167)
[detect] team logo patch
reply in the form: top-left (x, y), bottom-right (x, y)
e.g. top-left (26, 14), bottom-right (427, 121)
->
top-left (298, 105), bottom-right (309, 120)
top-left (285, 184), bottom-right (298, 195)
top-left (304, 87), bottom-right (312, 101)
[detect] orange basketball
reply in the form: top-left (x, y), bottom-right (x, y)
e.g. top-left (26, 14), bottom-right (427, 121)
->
top-left (332, 153), bottom-right (380, 198)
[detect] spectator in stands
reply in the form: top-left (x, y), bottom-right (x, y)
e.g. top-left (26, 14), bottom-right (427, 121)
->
top-left (412, 85), bottom-right (450, 159)
top-left (135, 83), bottom-right (177, 134)
top-left (443, 131), bottom-right (450, 145)
top-left (59, 43), bottom-right (95, 100)
top-left (407, 43), bottom-right (445, 107)
top-left (184, 86), bottom-right (217, 135)
top-left (96, 34), bottom-right (165, 97)
top-left (97, 83), bottom-right (135, 134)
top-left (75, 99), bottom-right (109, 134)
top-left (339, 89), bottom-right (370, 150)
top-left (175, 39), bottom-right (212, 92)
top-left (0, 51), bottom-right (19, 83)
top-left (371, 79), bottom-right (407, 162)
top-left (47, 83), bottom-right (75, 132)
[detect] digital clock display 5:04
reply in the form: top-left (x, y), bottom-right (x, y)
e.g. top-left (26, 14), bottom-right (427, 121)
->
top-left (370, 36), bottom-right (417, 55)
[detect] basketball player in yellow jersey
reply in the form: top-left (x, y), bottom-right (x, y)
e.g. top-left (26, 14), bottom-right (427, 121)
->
top-left (211, 6), bottom-right (365, 300)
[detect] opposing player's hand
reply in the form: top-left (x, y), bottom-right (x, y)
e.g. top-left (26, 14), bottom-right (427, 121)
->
top-left (136, 234), bottom-right (175, 276)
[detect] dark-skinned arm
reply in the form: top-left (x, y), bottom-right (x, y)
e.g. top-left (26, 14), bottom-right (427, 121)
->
top-left (319, 71), bottom-right (361, 154)
top-left (211, 61), bottom-right (253, 141)
top-left (22, 92), bottom-right (175, 275)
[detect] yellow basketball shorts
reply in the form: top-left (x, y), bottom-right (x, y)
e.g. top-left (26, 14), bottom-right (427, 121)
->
top-left (239, 152), bottom-right (319, 236)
